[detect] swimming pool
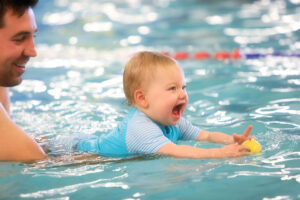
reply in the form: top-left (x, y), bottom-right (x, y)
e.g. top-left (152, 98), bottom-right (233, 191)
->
top-left (1, 0), bottom-right (300, 199)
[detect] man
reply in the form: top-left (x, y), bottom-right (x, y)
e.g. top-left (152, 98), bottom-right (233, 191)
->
top-left (0, 0), bottom-right (46, 161)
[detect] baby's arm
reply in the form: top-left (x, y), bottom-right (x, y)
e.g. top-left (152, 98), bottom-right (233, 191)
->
top-left (196, 125), bottom-right (253, 145)
top-left (157, 142), bottom-right (250, 159)
top-left (157, 125), bottom-right (253, 159)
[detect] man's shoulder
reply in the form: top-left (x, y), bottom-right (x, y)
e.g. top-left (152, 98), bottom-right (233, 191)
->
top-left (0, 87), bottom-right (10, 114)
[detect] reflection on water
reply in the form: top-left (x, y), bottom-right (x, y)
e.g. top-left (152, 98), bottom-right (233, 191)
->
top-left (2, 0), bottom-right (300, 199)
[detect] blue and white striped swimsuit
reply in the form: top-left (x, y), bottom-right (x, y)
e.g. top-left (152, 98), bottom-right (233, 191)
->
top-left (76, 107), bottom-right (200, 157)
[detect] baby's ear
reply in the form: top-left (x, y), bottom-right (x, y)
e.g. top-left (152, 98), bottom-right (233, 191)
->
top-left (134, 89), bottom-right (148, 108)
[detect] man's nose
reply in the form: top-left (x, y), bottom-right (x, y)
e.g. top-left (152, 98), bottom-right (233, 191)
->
top-left (24, 37), bottom-right (37, 57)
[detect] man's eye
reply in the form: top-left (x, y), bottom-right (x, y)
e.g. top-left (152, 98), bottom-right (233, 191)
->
top-left (13, 37), bottom-right (26, 43)
top-left (12, 34), bottom-right (30, 43)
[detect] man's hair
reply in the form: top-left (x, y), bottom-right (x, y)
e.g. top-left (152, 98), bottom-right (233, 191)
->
top-left (123, 51), bottom-right (178, 105)
top-left (0, 0), bottom-right (38, 28)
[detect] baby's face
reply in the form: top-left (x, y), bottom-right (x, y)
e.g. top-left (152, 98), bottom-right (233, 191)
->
top-left (144, 64), bottom-right (188, 126)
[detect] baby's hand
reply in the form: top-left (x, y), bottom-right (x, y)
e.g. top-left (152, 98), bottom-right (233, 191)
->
top-left (233, 125), bottom-right (254, 144)
top-left (221, 143), bottom-right (251, 157)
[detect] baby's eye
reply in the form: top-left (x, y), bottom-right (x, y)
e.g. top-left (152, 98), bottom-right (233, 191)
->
top-left (168, 86), bottom-right (176, 91)
top-left (182, 85), bottom-right (187, 90)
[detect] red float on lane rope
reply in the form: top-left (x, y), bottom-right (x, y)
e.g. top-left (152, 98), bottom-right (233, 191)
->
top-left (194, 51), bottom-right (211, 59)
top-left (214, 51), bottom-right (231, 60)
top-left (231, 49), bottom-right (242, 59)
top-left (174, 52), bottom-right (189, 60)
top-left (161, 50), bottom-right (244, 60)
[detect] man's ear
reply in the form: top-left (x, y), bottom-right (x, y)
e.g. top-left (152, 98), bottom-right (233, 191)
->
top-left (134, 89), bottom-right (148, 108)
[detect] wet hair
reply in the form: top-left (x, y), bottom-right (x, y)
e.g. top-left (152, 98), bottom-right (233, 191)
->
top-left (123, 51), bottom-right (178, 105)
top-left (0, 0), bottom-right (38, 28)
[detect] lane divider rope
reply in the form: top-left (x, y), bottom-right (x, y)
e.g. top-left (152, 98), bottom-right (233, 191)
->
top-left (161, 50), bottom-right (300, 60)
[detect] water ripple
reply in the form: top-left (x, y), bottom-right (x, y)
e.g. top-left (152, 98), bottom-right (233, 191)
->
top-left (20, 174), bottom-right (128, 198)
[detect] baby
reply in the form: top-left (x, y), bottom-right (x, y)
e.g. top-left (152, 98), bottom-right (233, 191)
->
top-left (55, 51), bottom-right (252, 159)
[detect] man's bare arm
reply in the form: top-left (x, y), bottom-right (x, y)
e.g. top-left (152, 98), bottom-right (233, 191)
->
top-left (0, 87), bottom-right (10, 114)
top-left (0, 104), bottom-right (46, 161)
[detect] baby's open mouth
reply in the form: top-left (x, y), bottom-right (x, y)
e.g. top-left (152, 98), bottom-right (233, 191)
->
top-left (172, 103), bottom-right (184, 117)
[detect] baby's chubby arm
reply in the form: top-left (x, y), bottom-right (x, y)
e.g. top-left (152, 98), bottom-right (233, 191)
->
top-left (196, 125), bottom-right (253, 145)
top-left (156, 125), bottom-right (253, 159)
top-left (157, 142), bottom-right (250, 159)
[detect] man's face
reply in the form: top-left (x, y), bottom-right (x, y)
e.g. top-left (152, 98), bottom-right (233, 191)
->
top-left (0, 8), bottom-right (37, 86)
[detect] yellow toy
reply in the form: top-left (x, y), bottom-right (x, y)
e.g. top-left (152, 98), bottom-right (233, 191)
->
top-left (242, 139), bottom-right (261, 154)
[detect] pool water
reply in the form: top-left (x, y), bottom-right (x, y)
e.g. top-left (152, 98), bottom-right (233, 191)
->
top-left (1, 0), bottom-right (300, 199)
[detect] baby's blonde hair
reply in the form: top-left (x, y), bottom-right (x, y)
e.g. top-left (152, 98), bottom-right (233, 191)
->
top-left (123, 51), bottom-right (178, 105)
